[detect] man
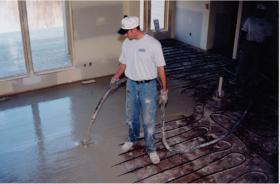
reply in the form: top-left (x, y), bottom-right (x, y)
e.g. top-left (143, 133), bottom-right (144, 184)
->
top-left (111, 16), bottom-right (168, 164)
top-left (236, 4), bottom-right (272, 85)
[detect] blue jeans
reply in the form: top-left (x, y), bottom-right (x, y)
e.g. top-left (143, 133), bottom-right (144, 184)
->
top-left (126, 79), bottom-right (157, 153)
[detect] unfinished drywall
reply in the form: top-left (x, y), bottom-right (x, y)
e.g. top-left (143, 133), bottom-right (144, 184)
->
top-left (72, 1), bottom-right (124, 78)
top-left (0, 1), bottom-right (140, 96)
top-left (123, 1), bottom-right (140, 17)
top-left (175, 1), bottom-right (210, 49)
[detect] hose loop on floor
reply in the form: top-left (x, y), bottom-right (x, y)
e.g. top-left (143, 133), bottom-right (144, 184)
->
top-left (161, 100), bottom-right (252, 154)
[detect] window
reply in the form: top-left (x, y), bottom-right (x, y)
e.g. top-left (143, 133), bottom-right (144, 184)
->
top-left (150, 0), bottom-right (165, 30)
top-left (140, 0), bottom-right (169, 32)
top-left (140, 0), bottom-right (145, 31)
top-left (0, 1), bottom-right (26, 78)
top-left (0, 0), bottom-right (72, 79)
top-left (26, 1), bottom-right (71, 72)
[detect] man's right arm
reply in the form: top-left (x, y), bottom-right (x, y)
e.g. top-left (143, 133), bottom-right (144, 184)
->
top-left (112, 63), bottom-right (126, 80)
top-left (240, 17), bottom-right (250, 43)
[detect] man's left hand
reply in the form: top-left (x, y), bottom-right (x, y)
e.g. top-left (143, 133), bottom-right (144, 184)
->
top-left (159, 90), bottom-right (168, 105)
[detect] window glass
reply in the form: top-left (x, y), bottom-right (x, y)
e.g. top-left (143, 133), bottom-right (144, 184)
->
top-left (0, 1), bottom-right (26, 78)
top-left (26, 0), bottom-right (71, 72)
top-left (150, 0), bottom-right (165, 30)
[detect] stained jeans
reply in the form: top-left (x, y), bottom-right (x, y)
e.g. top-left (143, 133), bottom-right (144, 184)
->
top-left (126, 79), bottom-right (157, 153)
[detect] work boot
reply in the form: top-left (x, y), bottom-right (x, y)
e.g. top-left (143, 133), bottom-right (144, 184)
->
top-left (149, 151), bottom-right (160, 164)
top-left (121, 141), bottom-right (133, 152)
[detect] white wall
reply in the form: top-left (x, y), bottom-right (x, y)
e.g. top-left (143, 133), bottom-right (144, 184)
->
top-left (175, 0), bottom-right (210, 49)
top-left (0, 1), bottom-right (139, 96)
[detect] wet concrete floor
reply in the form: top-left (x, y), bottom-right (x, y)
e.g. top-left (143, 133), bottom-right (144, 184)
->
top-left (0, 76), bottom-right (194, 182)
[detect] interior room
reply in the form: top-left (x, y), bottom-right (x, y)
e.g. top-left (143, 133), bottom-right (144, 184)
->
top-left (0, 0), bottom-right (278, 182)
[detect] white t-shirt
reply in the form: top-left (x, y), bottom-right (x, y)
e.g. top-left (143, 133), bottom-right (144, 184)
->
top-left (242, 16), bottom-right (272, 43)
top-left (119, 34), bottom-right (166, 81)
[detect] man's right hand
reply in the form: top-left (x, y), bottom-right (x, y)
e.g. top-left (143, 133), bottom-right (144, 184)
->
top-left (110, 77), bottom-right (119, 86)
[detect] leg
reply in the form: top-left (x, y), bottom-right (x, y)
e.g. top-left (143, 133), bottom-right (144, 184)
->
top-left (126, 79), bottom-right (141, 142)
top-left (248, 43), bottom-right (261, 83)
top-left (139, 80), bottom-right (157, 153)
top-left (236, 41), bottom-right (250, 84)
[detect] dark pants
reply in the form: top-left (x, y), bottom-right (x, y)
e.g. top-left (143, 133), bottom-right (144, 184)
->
top-left (236, 41), bottom-right (265, 84)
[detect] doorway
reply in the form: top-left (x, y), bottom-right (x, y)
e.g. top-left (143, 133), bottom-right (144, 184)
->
top-left (211, 1), bottom-right (239, 58)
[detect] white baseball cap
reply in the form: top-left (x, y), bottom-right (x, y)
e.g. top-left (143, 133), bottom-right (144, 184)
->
top-left (117, 16), bottom-right (140, 35)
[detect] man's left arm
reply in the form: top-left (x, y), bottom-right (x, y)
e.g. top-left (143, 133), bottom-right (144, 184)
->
top-left (154, 40), bottom-right (168, 104)
top-left (158, 66), bottom-right (167, 92)
top-left (158, 66), bottom-right (168, 105)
